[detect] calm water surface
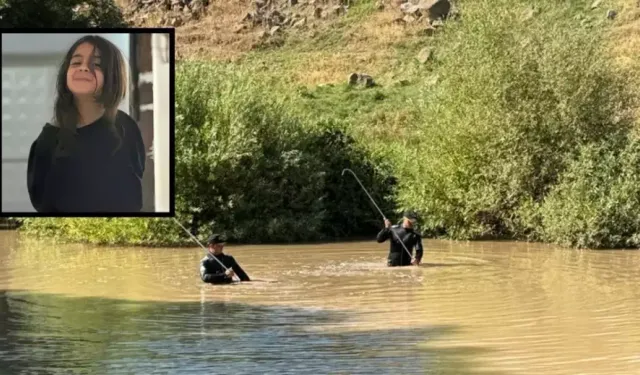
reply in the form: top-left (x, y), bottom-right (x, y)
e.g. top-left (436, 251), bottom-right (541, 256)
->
top-left (0, 231), bottom-right (639, 374)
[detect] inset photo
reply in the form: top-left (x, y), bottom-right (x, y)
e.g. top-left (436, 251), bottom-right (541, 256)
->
top-left (1, 29), bottom-right (174, 216)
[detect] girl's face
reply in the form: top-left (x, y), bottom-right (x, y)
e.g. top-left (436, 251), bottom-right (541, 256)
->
top-left (66, 42), bottom-right (104, 98)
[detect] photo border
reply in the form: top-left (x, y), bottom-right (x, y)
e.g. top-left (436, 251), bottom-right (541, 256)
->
top-left (0, 27), bottom-right (176, 218)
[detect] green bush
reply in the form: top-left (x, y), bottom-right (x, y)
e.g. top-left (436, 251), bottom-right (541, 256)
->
top-left (538, 137), bottom-right (640, 249)
top-left (387, 0), bottom-right (638, 246)
top-left (19, 218), bottom-right (187, 247)
top-left (175, 62), bottom-right (395, 243)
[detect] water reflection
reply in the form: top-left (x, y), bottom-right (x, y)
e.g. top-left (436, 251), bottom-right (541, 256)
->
top-left (0, 290), bottom-right (499, 375)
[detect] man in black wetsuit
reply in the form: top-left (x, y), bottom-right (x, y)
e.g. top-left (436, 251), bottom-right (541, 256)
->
top-left (200, 234), bottom-right (251, 284)
top-left (376, 211), bottom-right (424, 267)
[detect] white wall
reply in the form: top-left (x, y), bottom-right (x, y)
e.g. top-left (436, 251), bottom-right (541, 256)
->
top-left (1, 33), bottom-right (131, 213)
top-left (152, 33), bottom-right (171, 214)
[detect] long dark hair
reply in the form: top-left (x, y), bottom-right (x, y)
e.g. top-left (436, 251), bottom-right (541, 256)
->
top-left (53, 35), bottom-right (128, 159)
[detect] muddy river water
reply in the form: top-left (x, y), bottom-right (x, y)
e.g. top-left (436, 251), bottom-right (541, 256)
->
top-left (0, 231), bottom-right (638, 374)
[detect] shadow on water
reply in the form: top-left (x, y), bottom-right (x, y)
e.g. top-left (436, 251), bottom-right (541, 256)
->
top-left (0, 290), bottom-right (508, 375)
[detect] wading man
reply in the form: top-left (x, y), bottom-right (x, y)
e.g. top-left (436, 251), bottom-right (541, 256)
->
top-left (200, 234), bottom-right (251, 284)
top-left (376, 211), bottom-right (423, 267)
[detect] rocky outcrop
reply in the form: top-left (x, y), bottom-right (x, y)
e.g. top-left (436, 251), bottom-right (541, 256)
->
top-left (348, 73), bottom-right (376, 87)
top-left (392, 0), bottom-right (456, 36)
top-left (236, 0), bottom-right (351, 37)
top-left (398, 0), bottom-right (451, 21)
top-left (123, 0), bottom-right (210, 27)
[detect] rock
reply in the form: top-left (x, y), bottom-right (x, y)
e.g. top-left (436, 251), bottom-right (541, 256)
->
top-left (607, 9), bottom-right (617, 19)
top-left (417, 0), bottom-right (450, 21)
top-left (348, 73), bottom-right (359, 85)
top-left (314, 7), bottom-right (323, 18)
top-left (430, 19), bottom-right (444, 28)
top-left (591, 0), bottom-right (603, 9)
top-left (417, 47), bottom-right (433, 63)
top-left (360, 74), bottom-right (375, 87)
top-left (403, 14), bottom-right (417, 23)
top-left (191, 0), bottom-right (204, 14)
top-left (400, 3), bottom-right (421, 15)
top-left (348, 73), bottom-right (376, 87)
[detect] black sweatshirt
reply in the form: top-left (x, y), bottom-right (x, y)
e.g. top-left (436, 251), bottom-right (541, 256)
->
top-left (26, 110), bottom-right (146, 213)
top-left (377, 224), bottom-right (424, 266)
top-left (200, 253), bottom-right (251, 284)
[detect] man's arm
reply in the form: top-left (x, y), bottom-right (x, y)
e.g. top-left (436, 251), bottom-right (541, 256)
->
top-left (376, 220), bottom-right (393, 243)
top-left (230, 257), bottom-right (251, 281)
top-left (200, 258), bottom-right (231, 283)
top-left (415, 235), bottom-right (424, 263)
top-left (376, 228), bottom-right (390, 243)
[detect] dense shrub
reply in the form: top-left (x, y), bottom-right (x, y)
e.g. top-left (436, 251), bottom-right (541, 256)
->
top-left (538, 137), bottom-right (640, 249)
top-left (387, 0), bottom-right (638, 247)
top-left (175, 63), bottom-right (395, 243)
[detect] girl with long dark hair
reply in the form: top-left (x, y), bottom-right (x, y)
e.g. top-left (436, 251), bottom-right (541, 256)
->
top-left (27, 35), bottom-right (146, 213)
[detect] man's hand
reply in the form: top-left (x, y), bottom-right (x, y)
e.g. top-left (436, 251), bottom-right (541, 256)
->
top-left (411, 258), bottom-right (420, 266)
top-left (225, 268), bottom-right (235, 278)
top-left (384, 219), bottom-right (392, 228)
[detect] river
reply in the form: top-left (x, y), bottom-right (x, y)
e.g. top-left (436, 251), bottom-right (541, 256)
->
top-left (0, 230), bottom-right (638, 374)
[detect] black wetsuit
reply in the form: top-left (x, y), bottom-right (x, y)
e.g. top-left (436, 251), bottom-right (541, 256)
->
top-left (377, 224), bottom-right (424, 266)
top-left (200, 253), bottom-right (251, 284)
top-left (26, 110), bottom-right (146, 213)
